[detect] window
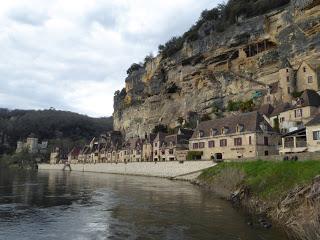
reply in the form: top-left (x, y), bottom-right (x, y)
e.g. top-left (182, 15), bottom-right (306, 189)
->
top-left (279, 117), bottom-right (285, 123)
top-left (198, 131), bottom-right (204, 138)
top-left (169, 149), bottom-right (174, 154)
top-left (287, 87), bottom-right (291, 94)
top-left (249, 136), bottom-right (252, 145)
top-left (208, 141), bottom-right (215, 148)
top-left (199, 142), bottom-right (205, 149)
top-left (221, 127), bottom-right (229, 135)
top-left (234, 138), bottom-right (242, 146)
top-left (211, 129), bottom-right (218, 136)
top-left (155, 142), bottom-right (157, 147)
top-left (308, 76), bottom-right (313, 83)
top-left (286, 69), bottom-right (289, 73)
top-left (267, 96), bottom-right (271, 102)
top-left (193, 143), bottom-right (199, 149)
top-left (264, 137), bottom-right (269, 146)
top-left (155, 150), bottom-right (158, 156)
top-left (220, 139), bottom-right (227, 147)
top-left (286, 76), bottom-right (290, 82)
top-left (303, 67), bottom-right (306, 73)
top-left (237, 124), bottom-right (244, 132)
top-left (313, 131), bottom-right (320, 140)
top-left (294, 109), bottom-right (303, 118)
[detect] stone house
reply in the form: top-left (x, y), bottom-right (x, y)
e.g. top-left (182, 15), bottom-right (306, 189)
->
top-left (264, 59), bottom-right (320, 105)
top-left (276, 90), bottom-right (320, 133)
top-left (126, 137), bottom-right (143, 162)
top-left (68, 147), bottom-right (81, 164)
top-left (189, 111), bottom-right (279, 160)
top-left (268, 103), bottom-right (292, 131)
top-left (78, 145), bottom-right (91, 163)
top-left (306, 114), bottom-right (320, 152)
top-left (279, 128), bottom-right (307, 155)
top-left (163, 128), bottom-right (194, 161)
top-left (142, 133), bottom-right (156, 161)
top-left (153, 132), bottom-right (167, 162)
top-left (49, 147), bottom-right (68, 164)
top-left (296, 60), bottom-right (320, 93)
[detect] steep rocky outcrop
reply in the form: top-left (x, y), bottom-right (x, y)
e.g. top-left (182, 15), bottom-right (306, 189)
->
top-left (114, 1), bottom-right (320, 139)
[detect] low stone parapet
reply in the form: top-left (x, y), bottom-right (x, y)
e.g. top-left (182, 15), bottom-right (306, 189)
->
top-left (38, 161), bottom-right (216, 178)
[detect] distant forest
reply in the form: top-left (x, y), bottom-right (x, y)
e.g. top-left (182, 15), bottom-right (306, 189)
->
top-left (0, 108), bottom-right (113, 154)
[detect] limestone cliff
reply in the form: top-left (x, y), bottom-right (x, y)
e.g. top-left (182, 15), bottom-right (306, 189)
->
top-left (113, 0), bottom-right (320, 139)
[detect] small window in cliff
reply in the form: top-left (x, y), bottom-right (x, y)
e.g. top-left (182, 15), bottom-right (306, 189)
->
top-left (167, 83), bottom-right (180, 94)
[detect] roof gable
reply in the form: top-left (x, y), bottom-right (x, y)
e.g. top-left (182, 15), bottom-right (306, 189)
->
top-left (191, 112), bottom-right (274, 139)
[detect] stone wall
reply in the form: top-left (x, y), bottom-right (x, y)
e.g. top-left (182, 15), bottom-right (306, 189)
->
top-left (38, 161), bottom-right (216, 178)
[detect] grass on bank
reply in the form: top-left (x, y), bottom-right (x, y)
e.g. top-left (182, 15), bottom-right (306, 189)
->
top-left (199, 160), bottom-right (320, 200)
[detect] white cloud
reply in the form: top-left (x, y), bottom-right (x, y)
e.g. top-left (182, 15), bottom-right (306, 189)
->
top-left (0, 0), bottom-right (221, 117)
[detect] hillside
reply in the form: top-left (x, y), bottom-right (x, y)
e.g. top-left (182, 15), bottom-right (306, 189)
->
top-left (0, 108), bottom-right (113, 154)
top-left (113, 0), bottom-right (320, 139)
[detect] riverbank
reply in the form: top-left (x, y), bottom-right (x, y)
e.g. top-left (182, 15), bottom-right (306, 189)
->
top-left (196, 161), bottom-right (320, 240)
top-left (38, 161), bottom-right (216, 178)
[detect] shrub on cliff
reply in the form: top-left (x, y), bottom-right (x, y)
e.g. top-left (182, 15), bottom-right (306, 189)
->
top-left (156, 0), bottom-right (290, 58)
top-left (151, 124), bottom-right (168, 134)
top-left (126, 63), bottom-right (143, 75)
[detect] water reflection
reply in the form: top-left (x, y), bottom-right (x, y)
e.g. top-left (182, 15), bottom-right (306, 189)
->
top-left (0, 168), bottom-right (288, 240)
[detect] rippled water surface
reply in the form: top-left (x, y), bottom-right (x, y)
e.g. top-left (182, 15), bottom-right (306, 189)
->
top-left (0, 168), bottom-right (288, 240)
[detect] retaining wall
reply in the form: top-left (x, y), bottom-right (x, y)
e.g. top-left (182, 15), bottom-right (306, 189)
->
top-left (38, 161), bottom-right (216, 178)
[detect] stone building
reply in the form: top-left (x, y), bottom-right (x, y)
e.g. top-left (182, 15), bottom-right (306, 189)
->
top-left (296, 60), bottom-right (320, 93)
top-left (50, 147), bottom-right (68, 164)
top-left (16, 134), bottom-right (48, 154)
top-left (142, 133), bottom-right (156, 161)
top-left (67, 147), bottom-right (81, 164)
top-left (306, 114), bottom-right (320, 152)
top-left (279, 128), bottom-right (307, 155)
top-left (275, 90), bottom-right (320, 133)
top-left (189, 112), bottom-right (279, 160)
top-left (278, 63), bottom-right (296, 103)
top-left (162, 128), bottom-right (194, 161)
top-left (153, 132), bottom-right (167, 162)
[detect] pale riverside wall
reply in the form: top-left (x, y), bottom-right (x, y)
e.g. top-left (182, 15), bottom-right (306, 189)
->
top-left (38, 161), bottom-right (216, 178)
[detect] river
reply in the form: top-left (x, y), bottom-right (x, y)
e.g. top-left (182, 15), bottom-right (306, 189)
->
top-left (0, 168), bottom-right (288, 240)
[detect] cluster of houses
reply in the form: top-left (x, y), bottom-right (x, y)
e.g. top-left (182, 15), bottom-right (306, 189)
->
top-left (48, 88), bottom-right (320, 164)
top-left (47, 58), bottom-right (320, 164)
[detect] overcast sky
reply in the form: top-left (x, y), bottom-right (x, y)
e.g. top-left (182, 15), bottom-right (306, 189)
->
top-left (0, 0), bottom-right (220, 117)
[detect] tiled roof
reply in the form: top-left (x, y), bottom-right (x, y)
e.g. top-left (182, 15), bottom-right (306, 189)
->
top-left (178, 128), bottom-right (194, 137)
top-left (305, 59), bottom-right (320, 70)
top-left (191, 111), bottom-right (274, 139)
top-left (164, 133), bottom-right (191, 146)
top-left (306, 114), bottom-right (320, 126)
top-left (270, 103), bottom-right (292, 117)
top-left (298, 89), bottom-right (320, 108)
top-left (154, 132), bottom-right (167, 142)
top-left (258, 104), bottom-right (274, 117)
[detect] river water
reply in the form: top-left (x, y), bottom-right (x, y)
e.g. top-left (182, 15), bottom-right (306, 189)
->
top-left (0, 168), bottom-right (288, 240)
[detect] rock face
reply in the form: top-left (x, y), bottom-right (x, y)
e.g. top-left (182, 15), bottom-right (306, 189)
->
top-left (114, 1), bottom-right (320, 139)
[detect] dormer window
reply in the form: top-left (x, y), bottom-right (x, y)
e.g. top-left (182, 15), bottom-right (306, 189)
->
top-left (210, 128), bottom-right (218, 136)
top-left (221, 127), bottom-right (229, 135)
top-left (260, 123), bottom-right (268, 132)
top-left (236, 124), bottom-right (244, 133)
top-left (198, 130), bottom-right (204, 138)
